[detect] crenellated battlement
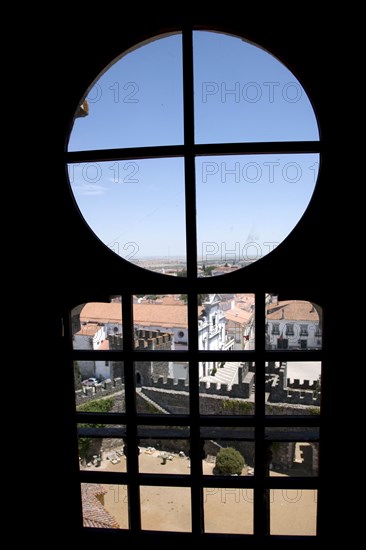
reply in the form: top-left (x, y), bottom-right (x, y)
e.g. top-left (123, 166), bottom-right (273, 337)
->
top-left (287, 378), bottom-right (319, 390)
top-left (75, 377), bottom-right (124, 406)
top-left (108, 329), bottom-right (174, 351)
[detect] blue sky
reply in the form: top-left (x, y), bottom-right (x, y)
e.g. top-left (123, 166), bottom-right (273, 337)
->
top-left (68, 31), bottom-right (319, 264)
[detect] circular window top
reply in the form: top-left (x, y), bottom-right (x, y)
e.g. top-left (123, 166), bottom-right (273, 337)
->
top-left (67, 31), bottom-right (320, 277)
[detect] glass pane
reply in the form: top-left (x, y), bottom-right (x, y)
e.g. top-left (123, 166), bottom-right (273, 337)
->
top-left (270, 489), bottom-right (317, 535)
top-left (81, 483), bottom-right (128, 529)
top-left (268, 442), bottom-right (319, 477)
top-left (135, 361), bottom-right (189, 414)
top-left (78, 435), bottom-right (127, 472)
top-left (138, 426), bottom-right (190, 474)
top-left (196, 154), bottom-right (319, 271)
top-left (201, 428), bottom-right (255, 476)
top-left (68, 34), bottom-right (183, 151)
top-left (194, 31), bottom-right (319, 144)
top-left (75, 379), bottom-right (125, 412)
top-left (72, 298), bottom-right (122, 352)
top-left (68, 159), bottom-right (186, 272)
top-left (200, 362), bottom-right (255, 415)
top-left (266, 298), bottom-right (322, 350)
top-left (140, 486), bottom-right (191, 532)
top-left (265, 361), bottom-right (321, 415)
top-left (204, 488), bottom-right (253, 534)
top-left (133, 295), bottom-right (188, 349)
top-left (198, 294), bottom-right (255, 350)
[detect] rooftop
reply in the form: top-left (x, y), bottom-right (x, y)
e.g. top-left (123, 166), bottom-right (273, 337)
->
top-left (225, 307), bottom-right (253, 326)
top-left (81, 302), bottom-right (188, 329)
top-left (75, 323), bottom-right (101, 336)
top-left (81, 484), bottom-right (119, 529)
top-left (266, 300), bottom-right (319, 322)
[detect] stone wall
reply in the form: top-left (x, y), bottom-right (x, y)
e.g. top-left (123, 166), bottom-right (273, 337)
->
top-left (144, 370), bottom-right (254, 399)
top-left (142, 388), bottom-right (189, 414)
top-left (75, 377), bottom-right (124, 406)
top-left (108, 329), bottom-right (174, 351)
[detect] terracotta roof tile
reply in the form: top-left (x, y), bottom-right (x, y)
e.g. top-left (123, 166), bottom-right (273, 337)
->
top-left (81, 484), bottom-right (119, 529)
top-left (75, 323), bottom-right (101, 336)
top-left (266, 300), bottom-right (319, 321)
top-left (225, 308), bottom-right (252, 326)
top-left (81, 302), bottom-right (189, 329)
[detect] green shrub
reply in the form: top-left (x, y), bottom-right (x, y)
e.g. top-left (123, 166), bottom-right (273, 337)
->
top-left (215, 447), bottom-right (245, 475)
top-left (221, 400), bottom-right (253, 414)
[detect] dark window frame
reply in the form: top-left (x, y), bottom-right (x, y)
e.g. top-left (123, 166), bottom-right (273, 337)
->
top-left (64, 24), bottom-right (323, 543)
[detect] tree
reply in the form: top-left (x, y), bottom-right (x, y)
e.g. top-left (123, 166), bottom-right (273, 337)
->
top-left (180, 294), bottom-right (188, 303)
top-left (214, 447), bottom-right (245, 475)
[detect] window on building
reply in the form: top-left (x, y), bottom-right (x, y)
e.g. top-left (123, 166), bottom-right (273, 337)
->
top-left (65, 25), bottom-right (322, 542)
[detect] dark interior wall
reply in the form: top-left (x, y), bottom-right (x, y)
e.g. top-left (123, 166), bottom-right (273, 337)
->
top-left (37, 10), bottom-right (347, 546)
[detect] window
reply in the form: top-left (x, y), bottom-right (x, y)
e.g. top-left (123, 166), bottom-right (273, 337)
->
top-left (300, 324), bottom-right (309, 336)
top-left (65, 25), bottom-right (323, 542)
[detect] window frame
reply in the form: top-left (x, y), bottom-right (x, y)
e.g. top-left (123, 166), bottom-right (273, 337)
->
top-left (64, 24), bottom-right (323, 543)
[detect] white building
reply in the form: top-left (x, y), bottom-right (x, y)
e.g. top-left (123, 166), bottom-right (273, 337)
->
top-left (73, 303), bottom-right (123, 380)
top-left (198, 294), bottom-right (234, 377)
top-left (266, 300), bottom-right (322, 350)
top-left (75, 296), bottom-right (234, 381)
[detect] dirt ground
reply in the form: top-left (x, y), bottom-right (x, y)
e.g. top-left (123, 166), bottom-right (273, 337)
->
top-left (82, 446), bottom-right (317, 535)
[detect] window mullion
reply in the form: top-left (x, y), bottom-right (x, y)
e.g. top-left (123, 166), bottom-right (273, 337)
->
top-left (254, 292), bottom-right (269, 537)
top-left (122, 294), bottom-right (141, 532)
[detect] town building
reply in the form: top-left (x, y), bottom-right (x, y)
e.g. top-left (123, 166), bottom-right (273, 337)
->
top-left (266, 300), bottom-right (322, 350)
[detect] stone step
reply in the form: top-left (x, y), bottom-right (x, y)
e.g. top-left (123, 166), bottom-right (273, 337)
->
top-left (201, 361), bottom-right (240, 387)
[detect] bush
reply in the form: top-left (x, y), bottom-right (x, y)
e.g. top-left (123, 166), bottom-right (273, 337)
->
top-left (215, 447), bottom-right (245, 475)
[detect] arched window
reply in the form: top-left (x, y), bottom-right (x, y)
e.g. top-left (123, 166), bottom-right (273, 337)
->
top-left (65, 24), bottom-right (323, 542)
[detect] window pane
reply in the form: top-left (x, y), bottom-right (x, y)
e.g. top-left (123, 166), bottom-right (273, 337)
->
top-left (194, 31), bottom-right (319, 144)
top-left (266, 298), bottom-right (322, 350)
top-left (197, 154), bottom-right (319, 271)
top-left (135, 361), bottom-right (189, 414)
top-left (68, 159), bottom-right (186, 272)
top-left (78, 434), bottom-right (127, 472)
top-left (200, 362), bottom-right (255, 415)
top-left (140, 486), bottom-right (191, 532)
top-left (75, 376), bottom-right (125, 412)
top-left (81, 483), bottom-right (128, 529)
top-left (204, 488), bottom-right (253, 534)
top-left (268, 442), bottom-right (319, 477)
top-left (72, 298), bottom-right (123, 351)
top-left (201, 427), bottom-right (255, 476)
top-left (270, 489), bottom-right (317, 535)
top-left (138, 426), bottom-right (190, 474)
top-left (133, 295), bottom-right (188, 349)
top-left (265, 427), bottom-right (319, 477)
top-left (265, 361), bottom-right (321, 415)
top-left (198, 294), bottom-right (254, 350)
top-left (68, 34), bottom-right (183, 151)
